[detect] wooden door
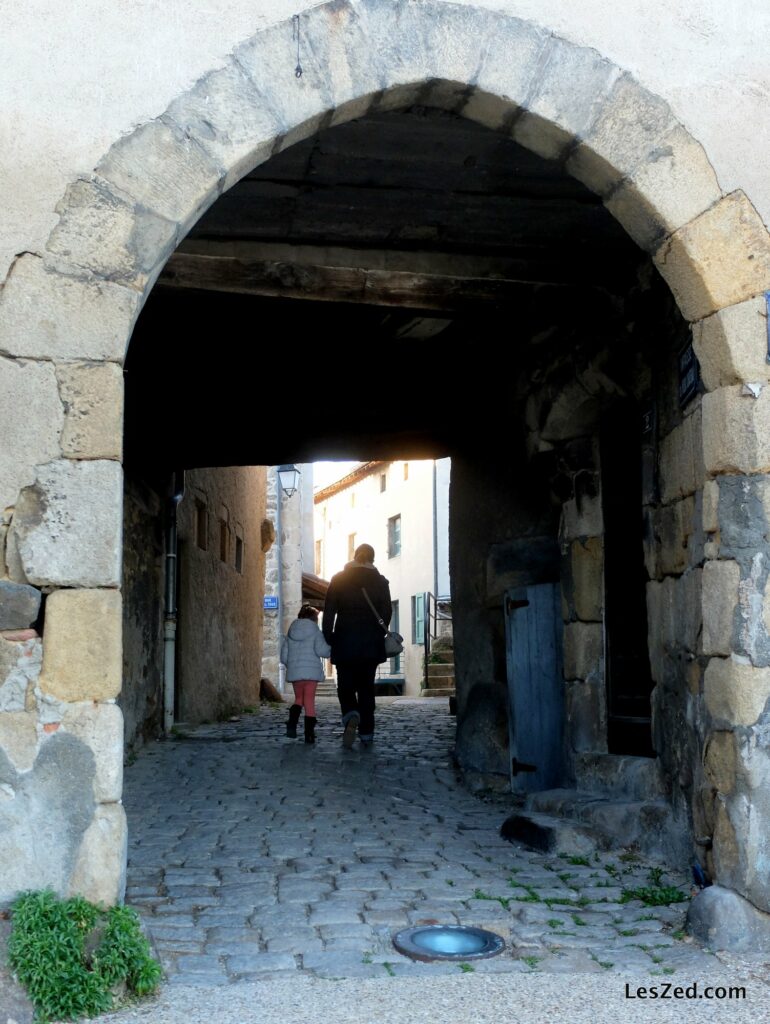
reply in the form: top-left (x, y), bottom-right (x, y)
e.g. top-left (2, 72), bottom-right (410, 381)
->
top-left (504, 583), bottom-right (564, 792)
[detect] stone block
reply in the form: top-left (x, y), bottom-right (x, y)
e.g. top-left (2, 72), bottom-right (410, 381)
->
top-left (165, 64), bottom-right (284, 191)
top-left (0, 711), bottom-right (38, 772)
top-left (565, 678), bottom-right (605, 752)
top-left (513, 37), bottom-right (620, 161)
top-left (0, 581), bottom-right (41, 630)
top-left (47, 178), bottom-right (177, 286)
top-left (570, 537), bottom-right (603, 622)
top-left (60, 703), bottom-right (123, 802)
top-left (703, 731), bottom-right (737, 795)
top-left (0, 634), bottom-right (42, 712)
top-left (67, 803), bottom-right (127, 907)
top-left (605, 126), bottom-right (722, 252)
top-left (97, 119), bottom-right (223, 233)
top-left (702, 385), bottom-right (770, 475)
top-left (687, 884), bottom-right (770, 953)
top-left (654, 191), bottom-right (770, 322)
top-left (563, 622), bottom-right (602, 681)
top-left (0, 732), bottom-right (95, 905)
top-left (7, 459), bottom-right (122, 587)
top-left (0, 355), bottom-right (63, 513)
top-left (692, 295), bottom-right (770, 392)
top-left (234, 19), bottom-right (335, 155)
top-left (704, 657), bottom-right (770, 727)
top-left (702, 560), bottom-right (740, 656)
top-left (655, 496), bottom-right (697, 577)
top-left (659, 412), bottom-right (702, 503)
top-left (39, 590), bottom-right (122, 702)
top-left (567, 74), bottom-right (677, 197)
top-left (703, 480), bottom-right (720, 534)
top-left (0, 254), bottom-right (139, 362)
top-left (459, 17), bottom-right (538, 118)
top-left (57, 362), bottom-right (124, 461)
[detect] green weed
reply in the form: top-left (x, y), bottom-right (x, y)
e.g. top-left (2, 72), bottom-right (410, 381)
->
top-left (8, 890), bottom-right (161, 1022)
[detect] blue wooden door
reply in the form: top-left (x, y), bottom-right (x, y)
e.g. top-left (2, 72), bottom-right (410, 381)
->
top-left (504, 583), bottom-right (564, 792)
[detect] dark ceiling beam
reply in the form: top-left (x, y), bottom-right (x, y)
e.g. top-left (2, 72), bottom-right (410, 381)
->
top-left (157, 251), bottom-right (589, 311)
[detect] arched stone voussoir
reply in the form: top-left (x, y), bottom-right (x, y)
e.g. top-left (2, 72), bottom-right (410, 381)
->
top-left (654, 191), bottom-right (770, 322)
top-left (511, 35), bottom-right (621, 163)
top-left (566, 73), bottom-right (679, 199)
top-left (46, 176), bottom-right (178, 289)
top-left (95, 118), bottom-right (225, 236)
top-left (0, 253), bottom-right (140, 363)
top-left (605, 124), bottom-right (723, 253)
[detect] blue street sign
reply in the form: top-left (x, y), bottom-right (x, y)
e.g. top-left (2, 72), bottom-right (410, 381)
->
top-left (263, 596), bottom-right (279, 610)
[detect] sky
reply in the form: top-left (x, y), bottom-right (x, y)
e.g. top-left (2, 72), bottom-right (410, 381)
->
top-left (312, 460), bottom-right (360, 491)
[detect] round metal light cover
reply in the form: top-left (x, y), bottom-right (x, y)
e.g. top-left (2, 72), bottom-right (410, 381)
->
top-left (392, 925), bottom-right (505, 962)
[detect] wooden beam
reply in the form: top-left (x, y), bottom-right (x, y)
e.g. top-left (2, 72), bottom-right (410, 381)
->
top-left (158, 251), bottom-right (580, 311)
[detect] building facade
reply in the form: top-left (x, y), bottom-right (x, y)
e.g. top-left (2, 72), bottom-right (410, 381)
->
top-left (315, 459), bottom-right (451, 694)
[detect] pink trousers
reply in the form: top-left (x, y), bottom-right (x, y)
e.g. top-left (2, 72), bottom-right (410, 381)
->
top-left (291, 680), bottom-right (317, 717)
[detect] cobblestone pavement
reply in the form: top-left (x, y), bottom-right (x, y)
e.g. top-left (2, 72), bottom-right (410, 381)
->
top-left (123, 698), bottom-right (720, 988)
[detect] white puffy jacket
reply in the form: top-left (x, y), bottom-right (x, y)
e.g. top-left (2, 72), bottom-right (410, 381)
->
top-left (280, 618), bottom-right (332, 682)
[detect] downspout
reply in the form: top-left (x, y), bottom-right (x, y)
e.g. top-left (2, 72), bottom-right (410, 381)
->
top-left (432, 459), bottom-right (439, 598)
top-left (163, 470), bottom-right (185, 735)
top-left (275, 468), bottom-right (285, 693)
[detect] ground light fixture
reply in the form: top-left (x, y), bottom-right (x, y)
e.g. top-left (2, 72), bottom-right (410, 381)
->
top-left (392, 925), bottom-right (505, 962)
top-left (277, 464), bottom-right (301, 497)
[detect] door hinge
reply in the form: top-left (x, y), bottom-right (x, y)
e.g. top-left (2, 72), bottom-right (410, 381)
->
top-left (506, 598), bottom-right (530, 613)
top-left (511, 757), bottom-right (537, 775)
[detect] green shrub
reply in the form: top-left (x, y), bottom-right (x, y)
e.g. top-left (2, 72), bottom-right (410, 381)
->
top-left (8, 890), bottom-right (162, 1022)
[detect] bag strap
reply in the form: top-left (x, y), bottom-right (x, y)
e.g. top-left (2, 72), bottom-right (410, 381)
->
top-left (361, 587), bottom-right (388, 634)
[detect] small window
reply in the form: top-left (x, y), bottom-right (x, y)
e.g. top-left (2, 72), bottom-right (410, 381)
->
top-left (219, 519), bottom-right (230, 563)
top-left (380, 473), bottom-right (387, 493)
top-left (412, 593), bottom-right (425, 645)
top-left (235, 536), bottom-right (244, 574)
top-left (387, 514), bottom-right (401, 558)
top-left (348, 532), bottom-right (357, 562)
top-left (195, 502), bottom-right (208, 550)
top-left (315, 539), bottom-right (323, 576)
top-left (403, 462), bottom-right (409, 481)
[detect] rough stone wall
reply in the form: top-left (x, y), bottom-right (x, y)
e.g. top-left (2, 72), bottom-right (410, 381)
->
top-left (450, 448), bottom-right (559, 789)
top-left (176, 466), bottom-right (267, 723)
top-left (261, 467), bottom-right (305, 691)
top-left (121, 476), bottom-right (164, 751)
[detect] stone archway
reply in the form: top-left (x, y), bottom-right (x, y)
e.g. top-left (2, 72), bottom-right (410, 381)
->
top-left (1, 0), bottom-right (770, 940)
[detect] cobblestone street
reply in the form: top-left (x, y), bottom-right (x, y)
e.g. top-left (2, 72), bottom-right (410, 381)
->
top-left (123, 698), bottom-right (718, 988)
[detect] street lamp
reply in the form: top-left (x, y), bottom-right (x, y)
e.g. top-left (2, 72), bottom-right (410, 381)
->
top-left (277, 464), bottom-right (301, 498)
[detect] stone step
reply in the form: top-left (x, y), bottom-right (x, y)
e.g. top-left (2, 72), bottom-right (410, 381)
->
top-left (427, 650), bottom-right (454, 664)
top-left (522, 788), bottom-right (685, 864)
top-left (574, 753), bottom-right (664, 801)
top-left (423, 679), bottom-right (455, 692)
top-left (500, 810), bottom-right (605, 856)
top-left (426, 663), bottom-right (455, 678)
top-left (420, 686), bottom-right (455, 698)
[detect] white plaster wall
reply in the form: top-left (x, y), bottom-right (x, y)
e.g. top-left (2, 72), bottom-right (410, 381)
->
top-left (315, 460), bottom-right (445, 693)
top-left (0, 0), bottom-right (769, 281)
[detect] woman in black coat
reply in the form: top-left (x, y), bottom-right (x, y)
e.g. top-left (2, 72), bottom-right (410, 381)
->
top-left (322, 543), bottom-right (392, 748)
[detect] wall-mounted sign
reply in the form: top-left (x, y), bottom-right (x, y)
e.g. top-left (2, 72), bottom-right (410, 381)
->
top-left (263, 596), bottom-right (279, 610)
top-left (678, 343), bottom-right (700, 408)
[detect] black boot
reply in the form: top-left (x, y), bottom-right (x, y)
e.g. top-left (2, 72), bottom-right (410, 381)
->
top-left (304, 716), bottom-right (317, 744)
top-left (286, 704), bottom-right (301, 738)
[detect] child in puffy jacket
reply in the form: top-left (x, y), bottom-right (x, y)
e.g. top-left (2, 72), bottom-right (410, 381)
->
top-left (280, 604), bottom-right (331, 743)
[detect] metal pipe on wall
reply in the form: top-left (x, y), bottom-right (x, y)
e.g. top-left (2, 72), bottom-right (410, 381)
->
top-left (163, 470), bottom-right (185, 734)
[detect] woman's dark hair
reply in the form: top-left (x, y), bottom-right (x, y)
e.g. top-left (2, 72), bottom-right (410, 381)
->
top-left (298, 604), bottom-right (319, 621)
top-left (354, 543), bottom-right (375, 564)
